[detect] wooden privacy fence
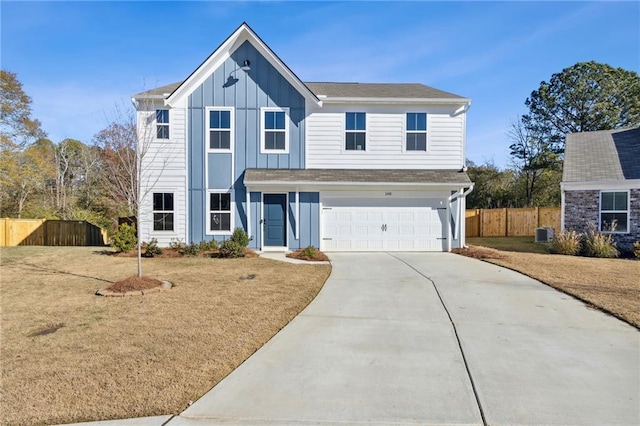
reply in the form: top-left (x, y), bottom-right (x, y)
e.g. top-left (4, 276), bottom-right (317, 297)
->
top-left (465, 207), bottom-right (561, 238)
top-left (0, 218), bottom-right (108, 247)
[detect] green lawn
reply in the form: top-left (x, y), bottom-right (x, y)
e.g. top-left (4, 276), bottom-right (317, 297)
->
top-left (466, 237), bottom-right (550, 254)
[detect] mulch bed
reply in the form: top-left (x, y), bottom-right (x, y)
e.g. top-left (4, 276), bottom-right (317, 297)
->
top-left (286, 248), bottom-right (329, 262)
top-left (105, 276), bottom-right (164, 293)
top-left (114, 247), bottom-right (259, 258)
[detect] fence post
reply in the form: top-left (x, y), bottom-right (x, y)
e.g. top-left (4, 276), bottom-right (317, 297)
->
top-left (504, 208), bottom-right (508, 237)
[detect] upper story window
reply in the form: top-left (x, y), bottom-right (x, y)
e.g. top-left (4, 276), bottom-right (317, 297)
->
top-left (345, 112), bottom-right (366, 151)
top-left (207, 108), bottom-right (233, 151)
top-left (156, 109), bottom-right (169, 139)
top-left (261, 108), bottom-right (289, 153)
top-left (153, 192), bottom-right (174, 231)
top-left (600, 191), bottom-right (629, 233)
top-left (208, 192), bottom-right (232, 233)
top-left (406, 113), bottom-right (427, 151)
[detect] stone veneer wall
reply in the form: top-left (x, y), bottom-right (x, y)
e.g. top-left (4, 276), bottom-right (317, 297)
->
top-left (564, 188), bottom-right (640, 252)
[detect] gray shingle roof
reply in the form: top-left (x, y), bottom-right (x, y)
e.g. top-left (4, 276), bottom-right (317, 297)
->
top-left (134, 81), bottom-right (466, 101)
top-left (244, 169), bottom-right (471, 185)
top-left (563, 128), bottom-right (640, 182)
top-left (304, 82), bottom-right (465, 100)
top-left (133, 82), bottom-right (182, 99)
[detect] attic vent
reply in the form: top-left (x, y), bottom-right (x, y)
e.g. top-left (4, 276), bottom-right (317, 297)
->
top-left (535, 227), bottom-right (555, 243)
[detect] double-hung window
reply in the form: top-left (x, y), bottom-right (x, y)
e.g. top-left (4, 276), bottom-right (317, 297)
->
top-left (209, 192), bottom-right (232, 232)
top-left (406, 113), bottom-right (427, 151)
top-left (261, 108), bottom-right (289, 152)
top-left (207, 108), bottom-right (232, 151)
top-left (156, 109), bottom-right (169, 139)
top-left (345, 112), bottom-right (366, 151)
top-left (600, 191), bottom-right (629, 233)
top-left (153, 192), bottom-right (174, 231)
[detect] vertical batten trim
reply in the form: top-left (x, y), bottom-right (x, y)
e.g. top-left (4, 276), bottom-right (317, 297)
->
top-left (246, 188), bottom-right (251, 239)
top-left (295, 191), bottom-right (300, 239)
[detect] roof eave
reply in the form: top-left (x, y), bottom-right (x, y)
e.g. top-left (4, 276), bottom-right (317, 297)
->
top-left (320, 97), bottom-right (471, 105)
top-left (244, 180), bottom-right (471, 187)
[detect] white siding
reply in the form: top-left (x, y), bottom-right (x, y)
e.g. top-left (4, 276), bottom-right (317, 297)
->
top-left (137, 101), bottom-right (188, 246)
top-left (306, 104), bottom-right (465, 169)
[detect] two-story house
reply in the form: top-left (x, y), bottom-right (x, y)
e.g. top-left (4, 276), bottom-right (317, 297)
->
top-left (132, 23), bottom-right (473, 252)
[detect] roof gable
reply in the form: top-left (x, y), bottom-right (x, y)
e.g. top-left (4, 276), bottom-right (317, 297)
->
top-left (563, 128), bottom-right (640, 182)
top-left (162, 22), bottom-right (320, 107)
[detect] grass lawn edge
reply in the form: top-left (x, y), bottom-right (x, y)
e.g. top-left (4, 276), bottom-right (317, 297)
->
top-left (474, 256), bottom-right (639, 330)
top-left (183, 257), bottom-right (334, 406)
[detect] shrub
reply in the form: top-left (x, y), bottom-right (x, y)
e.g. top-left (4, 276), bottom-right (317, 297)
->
top-left (198, 240), bottom-right (219, 252)
top-left (169, 239), bottom-right (186, 252)
top-left (549, 230), bottom-right (581, 256)
top-left (581, 222), bottom-right (619, 258)
top-left (112, 223), bottom-right (137, 253)
top-left (183, 242), bottom-right (201, 256)
top-left (219, 239), bottom-right (245, 258)
top-left (230, 227), bottom-right (251, 247)
top-left (633, 241), bottom-right (640, 259)
top-left (142, 238), bottom-right (162, 257)
top-left (302, 246), bottom-right (317, 258)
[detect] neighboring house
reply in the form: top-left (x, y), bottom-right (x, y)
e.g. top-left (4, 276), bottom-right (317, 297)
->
top-left (132, 23), bottom-right (473, 252)
top-left (561, 128), bottom-right (640, 251)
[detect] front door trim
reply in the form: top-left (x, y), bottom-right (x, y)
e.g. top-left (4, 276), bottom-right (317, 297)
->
top-left (261, 192), bottom-right (288, 250)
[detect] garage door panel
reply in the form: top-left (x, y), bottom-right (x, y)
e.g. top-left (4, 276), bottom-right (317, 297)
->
top-left (322, 198), bottom-right (447, 252)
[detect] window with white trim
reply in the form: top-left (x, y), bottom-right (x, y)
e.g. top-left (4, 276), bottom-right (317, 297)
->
top-left (209, 192), bottom-right (232, 232)
top-left (600, 191), bottom-right (628, 233)
top-left (156, 109), bottom-right (169, 139)
top-left (345, 112), bottom-right (366, 151)
top-left (153, 192), bottom-right (174, 231)
top-left (207, 108), bottom-right (232, 151)
top-left (261, 108), bottom-right (289, 152)
top-left (406, 112), bottom-right (427, 151)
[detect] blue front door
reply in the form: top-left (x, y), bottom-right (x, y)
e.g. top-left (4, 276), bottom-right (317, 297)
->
top-left (264, 194), bottom-right (286, 247)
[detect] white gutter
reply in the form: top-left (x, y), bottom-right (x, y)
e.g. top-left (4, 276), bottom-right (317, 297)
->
top-left (453, 101), bottom-right (472, 117)
top-left (245, 181), bottom-right (472, 188)
top-left (320, 97), bottom-right (471, 105)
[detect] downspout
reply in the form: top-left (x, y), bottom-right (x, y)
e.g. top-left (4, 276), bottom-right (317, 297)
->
top-left (448, 184), bottom-right (474, 247)
top-left (459, 184), bottom-right (474, 247)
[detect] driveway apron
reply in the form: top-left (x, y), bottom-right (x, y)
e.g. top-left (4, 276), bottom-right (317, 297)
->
top-left (171, 253), bottom-right (639, 426)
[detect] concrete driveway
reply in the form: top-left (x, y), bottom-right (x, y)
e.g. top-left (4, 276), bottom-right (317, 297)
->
top-left (170, 252), bottom-right (639, 425)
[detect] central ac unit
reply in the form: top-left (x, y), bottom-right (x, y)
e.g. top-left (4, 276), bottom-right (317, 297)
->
top-left (535, 227), bottom-right (554, 243)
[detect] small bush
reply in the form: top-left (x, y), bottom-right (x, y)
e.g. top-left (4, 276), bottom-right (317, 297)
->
top-left (112, 223), bottom-right (137, 253)
top-left (219, 240), bottom-right (245, 258)
top-left (549, 230), bottom-right (581, 256)
top-left (633, 241), bottom-right (640, 259)
top-left (581, 222), bottom-right (619, 258)
top-left (230, 227), bottom-right (251, 247)
top-left (169, 239), bottom-right (185, 251)
top-left (198, 240), bottom-right (219, 252)
top-left (183, 242), bottom-right (201, 256)
top-left (142, 238), bottom-right (162, 257)
top-left (302, 246), bottom-right (317, 258)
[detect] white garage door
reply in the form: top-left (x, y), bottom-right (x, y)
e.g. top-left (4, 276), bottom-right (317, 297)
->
top-left (321, 198), bottom-right (447, 252)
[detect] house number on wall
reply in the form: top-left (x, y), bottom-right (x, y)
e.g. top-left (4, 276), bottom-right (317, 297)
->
top-left (385, 192), bottom-right (392, 196)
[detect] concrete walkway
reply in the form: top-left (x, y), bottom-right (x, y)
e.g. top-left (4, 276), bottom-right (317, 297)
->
top-left (167, 253), bottom-right (639, 425)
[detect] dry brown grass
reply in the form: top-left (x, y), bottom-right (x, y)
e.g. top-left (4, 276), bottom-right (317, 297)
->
top-left (458, 245), bottom-right (640, 328)
top-left (0, 246), bottom-right (331, 425)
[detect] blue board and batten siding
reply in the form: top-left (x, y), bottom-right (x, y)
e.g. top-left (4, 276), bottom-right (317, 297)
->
top-left (187, 40), bottom-right (308, 247)
top-left (248, 192), bottom-right (320, 250)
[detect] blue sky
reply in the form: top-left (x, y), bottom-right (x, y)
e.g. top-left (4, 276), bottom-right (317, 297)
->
top-left (2, 1), bottom-right (638, 167)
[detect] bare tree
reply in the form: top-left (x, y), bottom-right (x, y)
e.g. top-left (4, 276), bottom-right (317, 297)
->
top-left (95, 100), bottom-right (169, 277)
